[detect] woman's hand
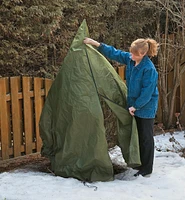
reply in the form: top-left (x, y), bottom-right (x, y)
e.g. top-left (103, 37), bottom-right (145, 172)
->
top-left (129, 106), bottom-right (136, 116)
top-left (83, 38), bottom-right (100, 47)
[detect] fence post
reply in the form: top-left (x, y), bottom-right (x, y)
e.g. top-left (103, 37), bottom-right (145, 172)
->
top-left (118, 66), bottom-right (125, 82)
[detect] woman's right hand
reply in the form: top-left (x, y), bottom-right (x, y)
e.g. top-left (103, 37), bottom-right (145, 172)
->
top-left (83, 38), bottom-right (100, 47)
top-left (129, 106), bottom-right (136, 116)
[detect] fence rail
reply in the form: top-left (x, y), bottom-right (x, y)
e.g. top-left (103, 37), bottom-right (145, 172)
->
top-left (0, 76), bottom-right (52, 160)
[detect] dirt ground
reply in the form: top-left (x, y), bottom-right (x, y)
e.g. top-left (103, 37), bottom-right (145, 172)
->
top-left (0, 153), bottom-right (51, 174)
top-left (0, 152), bottom-right (127, 175)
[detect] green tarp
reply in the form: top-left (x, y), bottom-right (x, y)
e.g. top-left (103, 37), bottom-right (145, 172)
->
top-left (39, 19), bottom-right (141, 182)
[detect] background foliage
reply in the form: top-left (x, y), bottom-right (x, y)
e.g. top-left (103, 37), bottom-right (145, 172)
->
top-left (0, 0), bottom-right (157, 78)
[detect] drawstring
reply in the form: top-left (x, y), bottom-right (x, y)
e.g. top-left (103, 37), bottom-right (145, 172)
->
top-left (82, 181), bottom-right (98, 191)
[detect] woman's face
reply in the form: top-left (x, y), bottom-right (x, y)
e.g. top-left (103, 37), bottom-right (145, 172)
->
top-left (130, 52), bottom-right (145, 63)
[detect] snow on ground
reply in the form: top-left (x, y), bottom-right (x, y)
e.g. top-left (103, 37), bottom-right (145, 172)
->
top-left (0, 131), bottom-right (185, 200)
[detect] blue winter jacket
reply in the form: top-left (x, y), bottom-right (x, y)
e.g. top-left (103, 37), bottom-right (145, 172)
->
top-left (98, 43), bottom-right (159, 119)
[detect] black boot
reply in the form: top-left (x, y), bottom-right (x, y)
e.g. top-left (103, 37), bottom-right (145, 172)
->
top-left (134, 170), bottom-right (152, 177)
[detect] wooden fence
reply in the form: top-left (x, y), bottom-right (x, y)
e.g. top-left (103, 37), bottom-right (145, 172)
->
top-left (0, 70), bottom-right (185, 161)
top-left (0, 76), bottom-right (52, 160)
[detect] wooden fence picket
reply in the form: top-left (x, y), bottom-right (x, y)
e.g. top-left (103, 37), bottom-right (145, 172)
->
top-left (0, 78), bottom-right (11, 159)
top-left (45, 78), bottom-right (53, 96)
top-left (10, 77), bottom-right (22, 157)
top-left (34, 77), bottom-right (44, 152)
top-left (22, 77), bottom-right (34, 154)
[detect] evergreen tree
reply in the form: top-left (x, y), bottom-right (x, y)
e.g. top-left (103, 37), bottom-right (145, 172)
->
top-left (0, 0), bottom-right (65, 77)
top-left (0, 0), bottom-right (157, 78)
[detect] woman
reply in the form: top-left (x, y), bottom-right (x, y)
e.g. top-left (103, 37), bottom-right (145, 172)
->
top-left (84, 37), bottom-right (159, 177)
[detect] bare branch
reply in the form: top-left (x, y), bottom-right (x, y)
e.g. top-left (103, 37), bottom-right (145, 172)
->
top-left (180, 64), bottom-right (185, 75)
top-left (154, 0), bottom-right (183, 20)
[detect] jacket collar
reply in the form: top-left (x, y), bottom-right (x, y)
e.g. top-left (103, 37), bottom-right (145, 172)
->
top-left (133, 55), bottom-right (149, 70)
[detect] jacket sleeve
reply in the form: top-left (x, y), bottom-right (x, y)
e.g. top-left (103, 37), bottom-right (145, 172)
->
top-left (98, 43), bottom-right (130, 65)
top-left (133, 68), bottom-right (158, 110)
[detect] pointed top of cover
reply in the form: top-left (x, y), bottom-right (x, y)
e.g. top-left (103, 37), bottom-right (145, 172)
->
top-left (70, 19), bottom-right (89, 50)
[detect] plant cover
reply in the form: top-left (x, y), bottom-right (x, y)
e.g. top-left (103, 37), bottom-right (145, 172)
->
top-left (39, 20), bottom-right (141, 182)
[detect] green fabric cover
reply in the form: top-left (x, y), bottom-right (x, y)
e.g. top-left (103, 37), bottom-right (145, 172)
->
top-left (39, 19), bottom-right (141, 182)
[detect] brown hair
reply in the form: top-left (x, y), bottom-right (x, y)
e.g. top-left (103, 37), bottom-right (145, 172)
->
top-left (129, 38), bottom-right (159, 57)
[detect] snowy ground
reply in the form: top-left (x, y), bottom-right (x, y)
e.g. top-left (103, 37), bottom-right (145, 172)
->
top-left (0, 131), bottom-right (185, 200)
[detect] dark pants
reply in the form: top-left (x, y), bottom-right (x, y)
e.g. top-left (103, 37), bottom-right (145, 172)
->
top-left (135, 116), bottom-right (154, 173)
